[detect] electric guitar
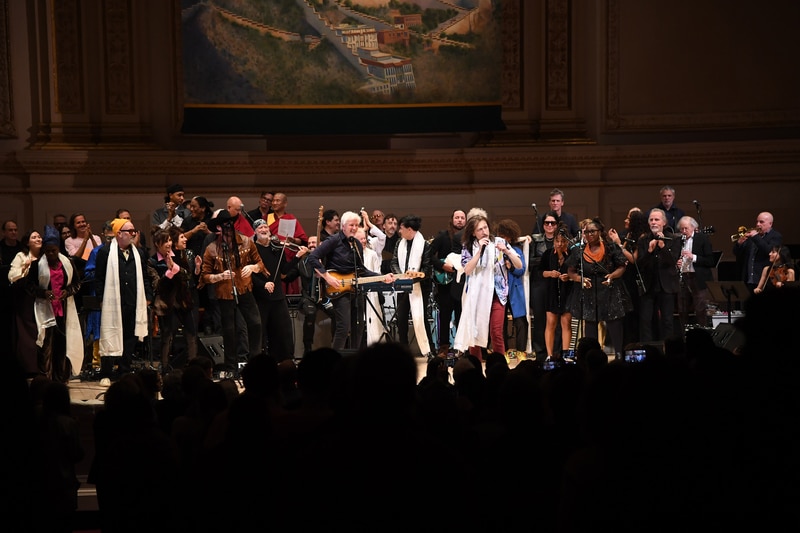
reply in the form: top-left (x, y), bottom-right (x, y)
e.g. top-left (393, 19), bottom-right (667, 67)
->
top-left (322, 270), bottom-right (425, 299)
top-left (309, 205), bottom-right (324, 302)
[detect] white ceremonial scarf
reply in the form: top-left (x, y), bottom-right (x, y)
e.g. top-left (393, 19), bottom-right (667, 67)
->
top-left (519, 236), bottom-right (532, 354)
top-left (34, 254), bottom-right (83, 376)
top-left (396, 231), bottom-right (431, 355)
top-left (100, 239), bottom-right (148, 356)
top-left (444, 252), bottom-right (465, 283)
top-left (454, 239), bottom-right (496, 352)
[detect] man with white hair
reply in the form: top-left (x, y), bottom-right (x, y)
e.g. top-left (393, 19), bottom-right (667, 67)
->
top-left (308, 211), bottom-right (394, 351)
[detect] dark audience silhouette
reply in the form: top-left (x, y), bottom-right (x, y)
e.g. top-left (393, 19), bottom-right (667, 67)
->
top-left (14, 286), bottom-right (800, 531)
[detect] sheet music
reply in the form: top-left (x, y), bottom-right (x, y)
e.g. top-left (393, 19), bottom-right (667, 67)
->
top-left (278, 218), bottom-right (296, 239)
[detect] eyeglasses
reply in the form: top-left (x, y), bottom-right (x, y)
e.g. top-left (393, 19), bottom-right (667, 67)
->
top-left (120, 229), bottom-right (139, 235)
top-left (543, 220), bottom-right (557, 226)
top-left (584, 229), bottom-right (599, 234)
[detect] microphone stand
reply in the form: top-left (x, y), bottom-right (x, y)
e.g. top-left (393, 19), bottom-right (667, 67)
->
top-left (576, 236), bottom-right (586, 347)
top-left (241, 207), bottom-right (258, 227)
top-left (350, 238), bottom-right (363, 348)
top-left (533, 205), bottom-right (541, 234)
top-left (694, 202), bottom-right (705, 231)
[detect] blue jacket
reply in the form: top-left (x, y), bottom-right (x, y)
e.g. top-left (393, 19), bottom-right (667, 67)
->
top-left (507, 243), bottom-right (527, 318)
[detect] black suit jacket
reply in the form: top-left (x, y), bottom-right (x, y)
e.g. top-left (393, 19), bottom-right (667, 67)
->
top-left (732, 229), bottom-right (782, 285)
top-left (686, 231), bottom-right (715, 289)
top-left (637, 232), bottom-right (682, 294)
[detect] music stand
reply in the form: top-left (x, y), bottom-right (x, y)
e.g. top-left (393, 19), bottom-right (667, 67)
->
top-left (706, 281), bottom-right (749, 324)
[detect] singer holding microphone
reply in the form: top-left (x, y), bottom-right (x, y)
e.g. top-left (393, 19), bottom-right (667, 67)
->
top-left (454, 213), bottom-right (523, 361)
top-left (565, 218), bottom-right (632, 359)
top-left (636, 208), bottom-right (682, 342)
top-left (200, 209), bottom-right (265, 375)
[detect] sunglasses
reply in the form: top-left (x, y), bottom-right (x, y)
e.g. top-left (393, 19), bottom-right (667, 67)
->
top-left (584, 229), bottom-right (599, 234)
top-left (120, 229), bottom-right (139, 235)
top-left (543, 220), bottom-right (558, 226)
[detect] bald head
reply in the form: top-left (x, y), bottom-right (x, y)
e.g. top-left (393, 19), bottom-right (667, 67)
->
top-left (226, 196), bottom-right (244, 217)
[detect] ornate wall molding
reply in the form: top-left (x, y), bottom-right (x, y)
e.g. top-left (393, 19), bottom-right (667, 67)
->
top-left (13, 140), bottom-right (800, 186)
top-left (0, 0), bottom-right (15, 138)
top-left (103, 0), bottom-right (134, 114)
top-left (52, 0), bottom-right (84, 114)
top-left (546, 0), bottom-right (570, 109)
top-left (500, 0), bottom-right (522, 110)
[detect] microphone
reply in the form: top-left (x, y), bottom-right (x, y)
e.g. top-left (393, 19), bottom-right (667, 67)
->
top-left (531, 203), bottom-right (537, 211)
top-left (568, 230), bottom-right (583, 250)
top-left (241, 204), bottom-right (257, 225)
top-left (480, 243), bottom-right (487, 258)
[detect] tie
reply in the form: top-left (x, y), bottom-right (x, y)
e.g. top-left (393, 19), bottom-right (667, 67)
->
top-left (122, 249), bottom-right (129, 261)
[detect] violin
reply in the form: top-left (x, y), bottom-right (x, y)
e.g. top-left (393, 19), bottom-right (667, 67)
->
top-left (769, 264), bottom-right (790, 287)
top-left (269, 235), bottom-right (301, 252)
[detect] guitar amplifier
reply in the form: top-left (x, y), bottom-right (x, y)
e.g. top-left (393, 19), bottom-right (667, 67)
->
top-left (198, 336), bottom-right (225, 366)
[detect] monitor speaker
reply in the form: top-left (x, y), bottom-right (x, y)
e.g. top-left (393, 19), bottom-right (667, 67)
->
top-left (198, 336), bottom-right (225, 366)
top-left (710, 324), bottom-right (745, 353)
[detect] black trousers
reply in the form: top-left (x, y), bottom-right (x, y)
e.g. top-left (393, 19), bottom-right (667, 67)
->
top-left (219, 292), bottom-right (262, 369)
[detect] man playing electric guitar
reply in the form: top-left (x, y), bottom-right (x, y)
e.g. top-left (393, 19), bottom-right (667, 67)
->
top-left (307, 211), bottom-right (394, 351)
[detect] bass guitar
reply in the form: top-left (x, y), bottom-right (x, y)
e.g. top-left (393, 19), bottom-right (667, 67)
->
top-left (323, 270), bottom-right (425, 299)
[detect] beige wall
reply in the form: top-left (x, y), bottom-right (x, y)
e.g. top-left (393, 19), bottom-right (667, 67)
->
top-left (1, 0), bottom-right (798, 262)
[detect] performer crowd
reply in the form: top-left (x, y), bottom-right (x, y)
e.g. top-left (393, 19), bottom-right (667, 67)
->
top-left (2, 184), bottom-right (793, 382)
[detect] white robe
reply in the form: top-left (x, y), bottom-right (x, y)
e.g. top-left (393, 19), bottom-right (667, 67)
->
top-left (34, 254), bottom-right (83, 376)
top-left (363, 247), bottom-right (386, 345)
top-left (453, 239), bottom-right (498, 352)
top-left (395, 231), bottom-right (431, 355)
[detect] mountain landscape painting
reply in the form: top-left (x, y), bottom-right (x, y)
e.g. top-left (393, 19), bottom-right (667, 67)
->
top-left (181, 0), bottom-right (502, 108)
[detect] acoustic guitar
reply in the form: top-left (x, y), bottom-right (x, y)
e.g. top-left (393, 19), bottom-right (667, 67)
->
top-left (323, 270), bottom-right (425, 299)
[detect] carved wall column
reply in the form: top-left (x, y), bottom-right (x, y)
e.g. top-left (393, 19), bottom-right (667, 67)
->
top-left (31, 0), bottom-right (153, 147)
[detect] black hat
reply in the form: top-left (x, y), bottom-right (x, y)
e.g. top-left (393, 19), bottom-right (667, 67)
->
top-left (208, 209), bottom-right (234, 232)
top-left (166, 183), bottom-right (184, 195)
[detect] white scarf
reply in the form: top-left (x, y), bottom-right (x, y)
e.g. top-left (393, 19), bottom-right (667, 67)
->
top-left (454, 239), bottom-right (497, 351)
top-left (396, 231), bottom-right (431, 355)
top-left (100, 239), bottom-right (148, 356)
top-left (34, 254), bottom-right (82, 376)
top-left (519, 236), bottom-right (532, 354)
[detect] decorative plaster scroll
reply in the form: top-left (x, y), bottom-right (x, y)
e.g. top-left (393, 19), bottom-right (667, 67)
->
top-left (53, 0), bottom-right (84, 114)
top-left (103, 0), bottom-right (134, 114)
top-left (0, 0), bottom-right (15, 137)
top-left (546, 0), bottom-right (570, 109)
top-left (500, 0), bottom-right (521, 110)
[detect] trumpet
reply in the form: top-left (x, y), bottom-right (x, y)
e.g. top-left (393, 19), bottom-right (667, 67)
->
top-left (730, 226), bottom-right (757, 242)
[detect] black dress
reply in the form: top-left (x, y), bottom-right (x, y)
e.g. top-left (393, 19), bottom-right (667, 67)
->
top-left (565, 241), bottom-right (632, 322)
top-left (540, 247), bottom-right (572, 314)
